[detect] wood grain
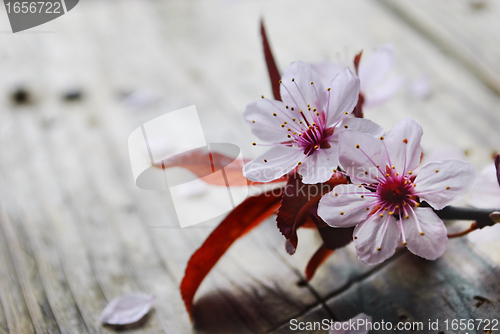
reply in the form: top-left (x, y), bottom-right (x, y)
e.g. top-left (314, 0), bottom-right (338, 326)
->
top-left (0, 0), bottom-right (498, 333)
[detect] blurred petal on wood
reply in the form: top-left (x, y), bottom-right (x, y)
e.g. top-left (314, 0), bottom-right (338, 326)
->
top-left (100, 294), bottom-right (154, 325)
top-left (495, 154), bottom-right (500, 187)
top-left (409, 75), bottom-right (432, 99)
top-left (260, 20), bottom-right (281, 101)
top-left (180, 191), bottom-right (282, 319)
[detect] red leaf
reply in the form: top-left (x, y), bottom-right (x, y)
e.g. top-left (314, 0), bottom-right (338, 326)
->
top-left (353, 51), bottom-right (364, 119)
top-left (353, 92), bottom-right (365, 119)
top-left (305, 245), bottom-right (334, 281)
top-left (277, 173), bottom-right (347, 254)
top-left (260, 20), bottom-right (281, 101)
top-left (156, 147), bottom-right (287, 186)
top-left (180, 191), bottom-right (282, 319)
top-left (353, 50), bottom-right (363, 75)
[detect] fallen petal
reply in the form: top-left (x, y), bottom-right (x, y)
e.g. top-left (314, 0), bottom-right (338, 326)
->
top-left (100, 293), bottom-right (154, 325)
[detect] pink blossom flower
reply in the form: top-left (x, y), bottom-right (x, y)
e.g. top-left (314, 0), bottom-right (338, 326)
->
top-left (243, 61), bottom-right (383, 184)
top-left (318, 119), bottom-right (475, 264)
top-left (311, 44), bottom-right (403, 109)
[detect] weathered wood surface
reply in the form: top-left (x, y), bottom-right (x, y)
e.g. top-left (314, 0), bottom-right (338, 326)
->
top-left (0, 0), bottom-right (499, 333)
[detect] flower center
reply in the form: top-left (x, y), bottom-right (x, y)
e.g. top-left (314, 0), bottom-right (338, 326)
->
top-left (296, 126), bottom-right (333, 156)
top-left (376, 172), bottom-right (416, 212)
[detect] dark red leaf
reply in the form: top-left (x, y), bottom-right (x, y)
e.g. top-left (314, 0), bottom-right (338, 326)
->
top-left (180, 191), bottom-right (282, 319)
top-left (277, 173), bottom-right (347, 254)
top-left (311, 215), bottom-right (355, 251)
top-left (305, 244), bottom-right (334, 281)
top-left (353, 50), bottom-right (363, 75)
top-left (156, 147), bottom-right (287, 186)
top-left (353, 51), bottom-right (364, 119)
top-left (260, 19), bottom-right (281, 101)
top-left (353, 92), bottom-right (364, 119)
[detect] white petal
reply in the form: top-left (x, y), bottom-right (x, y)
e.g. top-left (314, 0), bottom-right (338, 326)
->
top-left (298, 146), bottom-right (339, 184)
top-left (354, 214), bottom-right (400, 265)
top-left (363, 76), bottom-right (404, 108)
top-left (338, 130), bottom-right (388, 184)
top-left (280, 61), bottom-right (325, 115)
top-left (359, 43), bottom-right (393, 92)
top-left (310, 60), bottom-right (344, 88)
top-left (468, 164), bottom-right (500, 208)
top-left (384, 118), bottom-right (423, 174)
top-left (329, 313), bottom-right (373, 334)
top-left (243, 99), bottom-right (290, 143)
top-left (243, 145), bottom-right (305, 182)
top-left (325, 68), bottom-right (360, 125)
top-left (414, 160), bottom-right (475, 210)
top-left (404, 207), bottom-right (447, 260)
top-left (318, 184), bottom-right (377, 227)
top-left (100, 293), bottom-right (154, 325)
top-left (341, 118), bottom-right (385, 137)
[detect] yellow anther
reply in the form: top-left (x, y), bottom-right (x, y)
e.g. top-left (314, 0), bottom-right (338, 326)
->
top-left (408, 171), bottom-right (413, 175)
top-left (380, 136), bottom-right (384, 140)
top-left (356, 145), bottom-right (360, 149)
top-left (420, 232), bottom-right (425, 235)
top-left (316, 112), bottom-right (320, 116)
top-left (435, 169), bottom-right (439, 173)
top-left (361, 195), bottom-right (365, 198)
top-left (344, 125), bottom-right (348, 128)
top-left (310, 81), bottom-right (314, 85)
top-left (389, 211), bottom-right (394, 215)
top-left (340, 212), bottom-right (344, 215)
top-left (377, 247), bottom-right (381, 251)
top-left (297, 161), bottom-right (302, 165)
top-left (292, 118), bottom-right (296, 121)
top-left (334, 193), bottom-right (338, 197)
top-left (292, 78), bottom-right (295, 82)
top-left (446, 186), bottom-right (450, 189)
top-left (281, 124), bottom-right (285, 128)
top-left (252, 142), bottom-right (256, 146)
top-left (379, 213), bottom-right (384, 217)
top-left (391, 165), bottom-right (395, 169)
top-left (314, 145), bottom-right (318, 149)
top-left (403, 139), bottom-right (408, 144)
top-left (327, 87), bottom-right (331, 91)
top-left (279, 80), bottom-right (282, 84)
top-left (264, 159), bottom-right (268, 162)
top-left (415, 203), bottom-right (420, 207)
top-left (261, 95), bottom-right (264, 99)
top-left (293, 132), bottom-right (296, 135)
top-left (313, 108), bottom-right (316, 111)
top-left (402, 242), bottom-right (407, 246)
top-left (252, 120), bottom-right (255, 123)
top-left (273, 113), bottom-right (277, 116)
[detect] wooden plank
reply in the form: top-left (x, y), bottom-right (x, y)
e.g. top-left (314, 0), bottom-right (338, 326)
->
top-left (378, 0), bottom-right (500, 96)
top-left (0, 208), bottom-right (59, 334)
top-left (324, 239), bottom-right (500, 331)
top-left (0, 209), bottom-right (34, 334)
